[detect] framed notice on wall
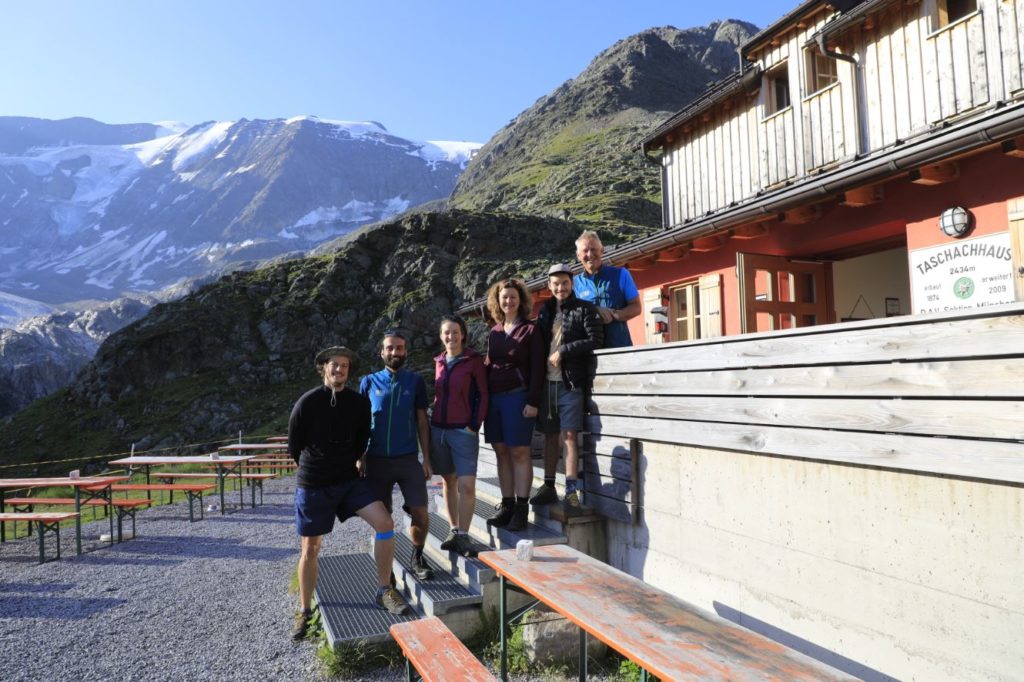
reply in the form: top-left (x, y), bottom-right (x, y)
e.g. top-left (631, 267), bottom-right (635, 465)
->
top-left (909, 232), bottom-right (1015, 314)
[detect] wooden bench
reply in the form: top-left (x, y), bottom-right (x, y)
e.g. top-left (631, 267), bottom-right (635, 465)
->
top-left (151, 471), bottom-right (277, 506)
top-left (0, 512), bottom-right (79, 563)
top-left (479, 544), bottom-right (853, 680)
top-left (100, 484), bottom-right (215, 522)
top-left (390, 617), bottom-right (495, 682)
top-left (3, 497), bottom-right (150, 542)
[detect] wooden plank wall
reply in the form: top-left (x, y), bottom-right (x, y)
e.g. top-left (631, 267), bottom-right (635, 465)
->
top-left (660, 0), bottom-right (1024, 226)
top-left (590, 305), bottom-right (1024, 500)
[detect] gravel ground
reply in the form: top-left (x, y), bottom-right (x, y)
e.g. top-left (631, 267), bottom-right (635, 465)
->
top-left (0, 477), bottom-right (609, 682)
top-left (0, 478), bottom-right (386, 682)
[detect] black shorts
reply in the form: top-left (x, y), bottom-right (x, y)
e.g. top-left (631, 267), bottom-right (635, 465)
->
top-left (294, 478), bottom-right (379, 537)
top-left (364, 454), bottom-right (428, 511)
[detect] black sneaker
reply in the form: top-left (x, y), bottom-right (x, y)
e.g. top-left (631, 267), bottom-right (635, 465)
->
top-left (529, 483), bottom-right (558, 506)
top-left (505, 503), bottom-right (530, 532)
top-left (291, 608), bottom-right (313, 641)
top-left (411, 552), bottom-right (434, 580)
top-left (486, 501), bottom-right (514, 528)
top-left (452, 532), bottom-right (479, 558)
top-left (375, 586), bottom-right (410, 615)
top-left (439, 528), bottom-right (458, 551)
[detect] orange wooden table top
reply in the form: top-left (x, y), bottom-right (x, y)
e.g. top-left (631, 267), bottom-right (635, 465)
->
top-left (478, 544), bottom-right (852, 681)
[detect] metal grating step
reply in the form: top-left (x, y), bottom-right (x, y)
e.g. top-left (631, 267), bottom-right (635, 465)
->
top-left (420, 510), bottom-right (496, 586)
top-left (392, 532), bottom-right (482, 615)
top-left (316, 553), bottom-right (415, 647)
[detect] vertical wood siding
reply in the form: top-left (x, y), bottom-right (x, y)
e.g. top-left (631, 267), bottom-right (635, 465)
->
top-left (661, 0), bottom-right (1024, 226)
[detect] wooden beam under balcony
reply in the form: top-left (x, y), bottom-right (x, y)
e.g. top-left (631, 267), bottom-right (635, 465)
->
top-left (731, 222), bottom-right (772, 240)
top-left (690, 235), bottom-right (727, 252)
top-left (840, 185), bottom-right (884, 207)
top-left (1001, 136), bottom-right (1024, 159)
top-left (782, 205), bottom-right (822, 224)
top-left (626, 255), bottom-right (659, 271)
top-left (656, 245), bottom-right (690, 262)
top-left (910, 161), bottom-right (958, 185)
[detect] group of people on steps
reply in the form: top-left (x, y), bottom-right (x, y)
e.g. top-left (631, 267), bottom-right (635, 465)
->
top-left (287, 230), bottom-right (640, 640)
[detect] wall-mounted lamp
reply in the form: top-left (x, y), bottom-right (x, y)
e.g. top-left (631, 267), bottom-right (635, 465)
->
top-left (938, 206), bottom-right (972, 238)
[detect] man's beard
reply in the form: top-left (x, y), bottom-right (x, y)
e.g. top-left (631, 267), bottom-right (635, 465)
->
top-left (384, 355), bottom-right (406, 370)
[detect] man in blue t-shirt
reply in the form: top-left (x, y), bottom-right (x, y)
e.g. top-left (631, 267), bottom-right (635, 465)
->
top-left (359, 330), bottom-right (434, 582)
top-left (573, 230), bottom-right (641, 348)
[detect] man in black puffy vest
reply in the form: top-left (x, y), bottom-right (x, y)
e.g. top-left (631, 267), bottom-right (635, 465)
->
top-left (531, 264), bottom-right (603, 514)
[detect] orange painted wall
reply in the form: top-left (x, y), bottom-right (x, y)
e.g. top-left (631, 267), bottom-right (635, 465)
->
top-left (628, 147), bottom-right (1022, 340)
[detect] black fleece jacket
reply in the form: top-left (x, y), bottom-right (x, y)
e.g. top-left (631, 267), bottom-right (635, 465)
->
top-left (287, 385), bottom-right (370, 488)
top-left (536, 293), bottom-right (604, 391)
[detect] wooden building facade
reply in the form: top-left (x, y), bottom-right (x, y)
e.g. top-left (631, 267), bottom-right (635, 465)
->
top-left (627, 0), bottom-right (1024, 344)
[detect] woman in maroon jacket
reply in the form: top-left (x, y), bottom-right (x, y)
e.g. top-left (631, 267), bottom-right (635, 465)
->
top-left (483, 278), bottom-right (546, 531)
top-left (430, 314), bottom-right (489, 558)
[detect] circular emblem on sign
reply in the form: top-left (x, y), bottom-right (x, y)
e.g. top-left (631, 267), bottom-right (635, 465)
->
top-left (953, 277), bottom-right (975, 299)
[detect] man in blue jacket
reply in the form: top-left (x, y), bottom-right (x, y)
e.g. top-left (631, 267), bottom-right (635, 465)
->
top-left (573, 230), bottom-right (641, 348)
top-left (359, 330), bottom-right (434, 582)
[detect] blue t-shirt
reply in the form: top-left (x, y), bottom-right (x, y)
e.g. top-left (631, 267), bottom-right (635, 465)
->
top-left (358, 368), bottom-right (428, 457)
top-left (574, 265), bottom-right (639, 348)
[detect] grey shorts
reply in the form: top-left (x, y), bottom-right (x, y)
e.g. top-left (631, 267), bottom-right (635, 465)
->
top-left (430, 425), bottom-right (479, 477)
top-left (536, 380), bottom-right (584, 434)
top-left (364, 454), bottom-right (428, 511)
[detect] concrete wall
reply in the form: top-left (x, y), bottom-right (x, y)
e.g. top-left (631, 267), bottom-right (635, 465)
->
top-left (606, 441), bottom-right (1023, 681)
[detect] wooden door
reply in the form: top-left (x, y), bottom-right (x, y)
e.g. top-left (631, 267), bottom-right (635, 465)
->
top-left (737, 253), bottom-right (834, 333)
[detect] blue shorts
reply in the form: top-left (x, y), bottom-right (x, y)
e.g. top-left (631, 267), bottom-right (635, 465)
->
top-left (484, 390), bottom-right (536, 447)
top-left (536, 380), bottom-right (584, 434)
top-left (430, 425), bottom-right (479, 477)
top-left (294, 478), bottom-right (379, 537)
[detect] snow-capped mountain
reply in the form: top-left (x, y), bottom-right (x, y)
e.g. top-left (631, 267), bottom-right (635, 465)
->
top-left (0, 115), bottom-right (479, 311)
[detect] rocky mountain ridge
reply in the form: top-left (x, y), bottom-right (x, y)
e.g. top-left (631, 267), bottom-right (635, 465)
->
top-left (0, 115), bottom-right (478, 308)
top-left (0, 296), bottom-right (154, 417)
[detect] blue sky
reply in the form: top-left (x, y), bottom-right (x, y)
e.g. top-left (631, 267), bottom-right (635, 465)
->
top-left (2, 0), bottom-right (795, 144)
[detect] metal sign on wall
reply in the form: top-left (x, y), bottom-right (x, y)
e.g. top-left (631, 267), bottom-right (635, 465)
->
top-left (909, 232), bottom-right (1014, 314)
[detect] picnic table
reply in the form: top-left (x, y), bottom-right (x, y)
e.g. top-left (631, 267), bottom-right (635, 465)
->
top-left (218, 442), bottom-right (288, 451)
top-left (0, 476), bottom-right (127, 555)
top-left (478, 544), bottom-right (851, 681)
top-left (108, 455), bottom-right (254, 513)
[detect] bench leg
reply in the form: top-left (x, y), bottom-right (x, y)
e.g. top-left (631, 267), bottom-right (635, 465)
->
top-left (37, 520), bottom-right (45, 564)
top-left (579, 628), bottom-right (587, 681)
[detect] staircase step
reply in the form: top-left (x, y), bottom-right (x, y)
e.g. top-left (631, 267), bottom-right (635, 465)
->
top-left (315, 553), bottom-right (415, 648)
top-left (416, 510), bottom-right (497, 587)
top-left (465, 495), bottom-right (566, 549)
top-left (391, 532), bottom-right (482, 616)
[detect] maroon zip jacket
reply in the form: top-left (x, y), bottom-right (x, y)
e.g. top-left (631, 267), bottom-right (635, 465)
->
top-left (431, 347), bottom-right (489, 431)
top-left (484, 320), bottom-right (546, 408)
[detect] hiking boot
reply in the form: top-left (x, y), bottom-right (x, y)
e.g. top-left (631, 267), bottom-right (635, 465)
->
top-left (375, 586), bottom-right (410, 616)
top-left (529, 483), bottom-right (558, 506)
top-left (505, 503), bottom-right (530, 532)
top-left (486, 500), bottom-right (514, 528)
top-left (291, 608), bottom-right (313, 641)
top-left (563, 490), bottom-right (583, 516)
top-left (411, 552), bottom-right (434, 580)
top-left (439, 528), bottom-right (458, 551)
top-left (452, 532), bottom-right (479, 558)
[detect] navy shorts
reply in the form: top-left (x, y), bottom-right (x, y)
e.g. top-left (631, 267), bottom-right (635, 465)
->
top-left (536, 380), bottom-right (584, 434)
top-left (364, 454), bottom-right (429, 511)
top-left (430, 425), bottom-right (479, 477)
top-left (484, 390), bottom-right (535, 447)
top-left (294, 478), bottom-right (379, 537)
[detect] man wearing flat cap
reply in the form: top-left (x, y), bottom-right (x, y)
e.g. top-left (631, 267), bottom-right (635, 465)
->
top-left (288, 346), bottom-right (410, 642)
top-left (532, 264), bottom-right (603, 515)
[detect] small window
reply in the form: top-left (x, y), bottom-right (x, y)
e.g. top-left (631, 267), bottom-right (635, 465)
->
top-left (765, 63), bottom-right (791, 115)
top-left (668, 281), bottom-right (705, 341)
top-left (805, 51), bottom-right (838, 94)
top-left (936, 0), bottom-right (977, 27)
